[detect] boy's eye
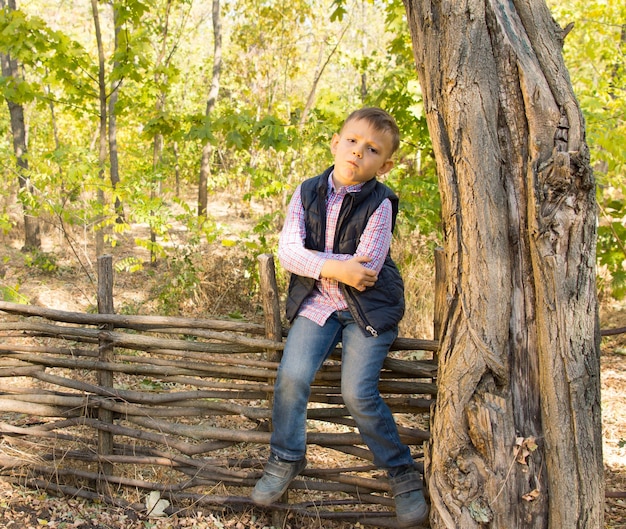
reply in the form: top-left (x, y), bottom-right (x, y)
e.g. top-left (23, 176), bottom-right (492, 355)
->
top-left (368, 147), bottom-right (379, 154)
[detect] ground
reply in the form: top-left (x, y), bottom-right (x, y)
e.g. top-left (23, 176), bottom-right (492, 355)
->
top-left (0, 197), bottom-right (624, 528)
top-left (599, 300), bottom-right (626, 529)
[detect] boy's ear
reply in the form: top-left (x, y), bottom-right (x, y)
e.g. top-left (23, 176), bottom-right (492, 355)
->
top-left (377, 159), bottom-right (394, 176)
top-left (330, 133), bottom-right (340, 153)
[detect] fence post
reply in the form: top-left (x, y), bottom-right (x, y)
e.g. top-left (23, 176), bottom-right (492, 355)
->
top-left (433, 246), bottom-right (446, 345)
top-left (97, 254), bottom-right (115, 485)
top-left (257, 254), bottom-right (288, 524)
top-left (258, 253), bottom-right (282, 358)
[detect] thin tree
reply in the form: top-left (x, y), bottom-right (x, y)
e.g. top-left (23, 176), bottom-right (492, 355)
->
top-left (198, 0), bottom-right (222, 217)
top-left (109, 3), bottom-right (123, 222)
top-left (91, 0), bottom-right (108, 258)
top-left (147, 0), bottom-right (172, 262)
top-left (402, 1), bottom-right (603, 528)
top-left (147, 0), bottom-right (194, 260)
top-left (0, 0), bottom-right (41, 251)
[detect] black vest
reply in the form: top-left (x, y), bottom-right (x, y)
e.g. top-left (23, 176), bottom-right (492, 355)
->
top-left (285, 166), bottom-right (405, 337)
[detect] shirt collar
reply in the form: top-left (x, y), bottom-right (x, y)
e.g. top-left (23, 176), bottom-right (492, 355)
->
top-left (327, 171), bottom-right (364, 195)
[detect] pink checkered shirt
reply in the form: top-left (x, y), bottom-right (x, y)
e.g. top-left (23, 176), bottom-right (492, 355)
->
top-left (278, 172), bottom-right (393, 326)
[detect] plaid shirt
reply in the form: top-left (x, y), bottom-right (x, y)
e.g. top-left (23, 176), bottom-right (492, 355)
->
top-left (278, 172), bottom-right (393, 326)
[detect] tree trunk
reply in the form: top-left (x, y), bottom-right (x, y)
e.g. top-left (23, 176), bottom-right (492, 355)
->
top-left (173, 141), bottom-right (180, 197)
top-left (0, 0), bottom-right (41, 251)
top-left (402, 1), bottom-right (604, 528)
top-left (149, 132), bottom-right (163, 263)
top-left (198, 0), bottom-right (222, 217)
top-left (109, 4), bottom-right (123, 222)
top-left (91, 0), bottom-right (107, 258)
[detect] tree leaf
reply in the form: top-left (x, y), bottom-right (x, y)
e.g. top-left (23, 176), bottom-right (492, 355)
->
top-left (145, 490), bottom-right (169, 517)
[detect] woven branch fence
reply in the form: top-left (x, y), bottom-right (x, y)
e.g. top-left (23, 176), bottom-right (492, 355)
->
top-left (0, 253), bottom-right (442, 528)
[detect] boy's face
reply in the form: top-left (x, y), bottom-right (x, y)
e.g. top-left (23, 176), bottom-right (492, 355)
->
top-left (330, 118), bottom-right (395, 188)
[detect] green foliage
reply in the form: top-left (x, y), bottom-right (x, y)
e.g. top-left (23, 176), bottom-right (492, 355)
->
top-left (152, 250), bottom-right (202, 315)
top-left (0, 283), bottom-right (28, 303)
top-left (172, 198), bottom-right (222, 246)
top-left (14, 0), bottom-right (625, 310)
top-left (187, 113), bottom-right (217, 143)
top-left (0, 211), bottom-right (13, 234)
top-left (598, 214), bottom-right (626, 298)
top-left (385, 158), bottom-right (441, 240)
top-left (329, 0), bottom-right (347, 22)
top-left (0, 6), bottom-right (95, 107)
top-left (23, 251), bottom-right (58, 274)
top-left (255, 115), bottom-right (297, 151)
top-left (115, 256), bottom-right (144, 273)
top-left (143, 111), bottom-right (182, 139)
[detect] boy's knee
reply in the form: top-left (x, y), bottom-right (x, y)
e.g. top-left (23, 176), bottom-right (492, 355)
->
top-left (276, 368), bottom-right (312, 400)
top-left (278, 364), bottom-right (308, 386)
top-left (342, 385), bottom-right (376, 412)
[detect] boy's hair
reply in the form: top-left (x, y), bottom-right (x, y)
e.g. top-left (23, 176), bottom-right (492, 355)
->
top-left (342, 107), bottom-right (400, 155)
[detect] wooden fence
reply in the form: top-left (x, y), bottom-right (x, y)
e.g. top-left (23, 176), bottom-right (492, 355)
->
top-left (0, 254), bottom-right (441, 528)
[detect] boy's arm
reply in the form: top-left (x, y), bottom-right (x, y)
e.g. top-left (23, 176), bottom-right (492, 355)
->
top-left (319, 199), bottom-right (393, 291)
top-left (320, 256), bottom-right (377, 291)
top-left (277, 186), bottom-right (327, 279)
top-left (278, 188), bottom-right (392, 292)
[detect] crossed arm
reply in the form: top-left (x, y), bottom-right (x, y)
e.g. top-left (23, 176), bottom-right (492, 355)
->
top-left (278, 185), bottom-right (392, 292)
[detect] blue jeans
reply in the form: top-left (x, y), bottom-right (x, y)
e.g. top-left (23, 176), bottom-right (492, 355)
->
top-left (270, 311), bottom-right (414, 470)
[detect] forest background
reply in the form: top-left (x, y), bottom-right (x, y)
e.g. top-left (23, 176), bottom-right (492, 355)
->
top-left (0, 0), bottom-right (624, 527)
top-left (0, 0), bottom-right (623, 323)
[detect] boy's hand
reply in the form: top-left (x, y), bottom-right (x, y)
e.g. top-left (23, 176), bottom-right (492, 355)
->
top-left (320, 256), bottom-right (378, 291)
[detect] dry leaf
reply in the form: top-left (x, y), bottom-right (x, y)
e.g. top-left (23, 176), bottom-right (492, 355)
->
top-left (515, 436), bottom-right (538, 465)
top-left (525, 436), bottom-right (538, 451)
top-left (522, 488), bottom-right (541, 501)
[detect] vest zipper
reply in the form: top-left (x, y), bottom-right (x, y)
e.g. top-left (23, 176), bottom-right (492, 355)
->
top-left (343, 285), bottom-right (379, 337)
top-left (365, 325), bottom-right (379, 337)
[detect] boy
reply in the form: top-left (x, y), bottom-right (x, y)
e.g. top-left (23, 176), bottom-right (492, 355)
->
top-left (251, 107), bottom-right (429, 527)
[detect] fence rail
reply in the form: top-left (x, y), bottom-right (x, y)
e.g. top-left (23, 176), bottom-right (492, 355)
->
top-left (0, 254), bottom-right (440, 528)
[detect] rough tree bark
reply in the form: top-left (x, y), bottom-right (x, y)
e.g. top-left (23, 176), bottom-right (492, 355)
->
top-left (402, 1), bottom-right (604, 528)
top-left (0, 0), bottom-right (41, 251)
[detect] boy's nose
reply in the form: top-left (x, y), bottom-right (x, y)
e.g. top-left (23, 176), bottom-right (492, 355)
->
top-left (353, 148), bottom-right (362, 158)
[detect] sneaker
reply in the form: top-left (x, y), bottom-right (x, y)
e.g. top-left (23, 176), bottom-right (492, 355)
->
top-left (389, 469), bottom-right (429, 527)
top-left (251, 455), bottom-right (307, 506)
